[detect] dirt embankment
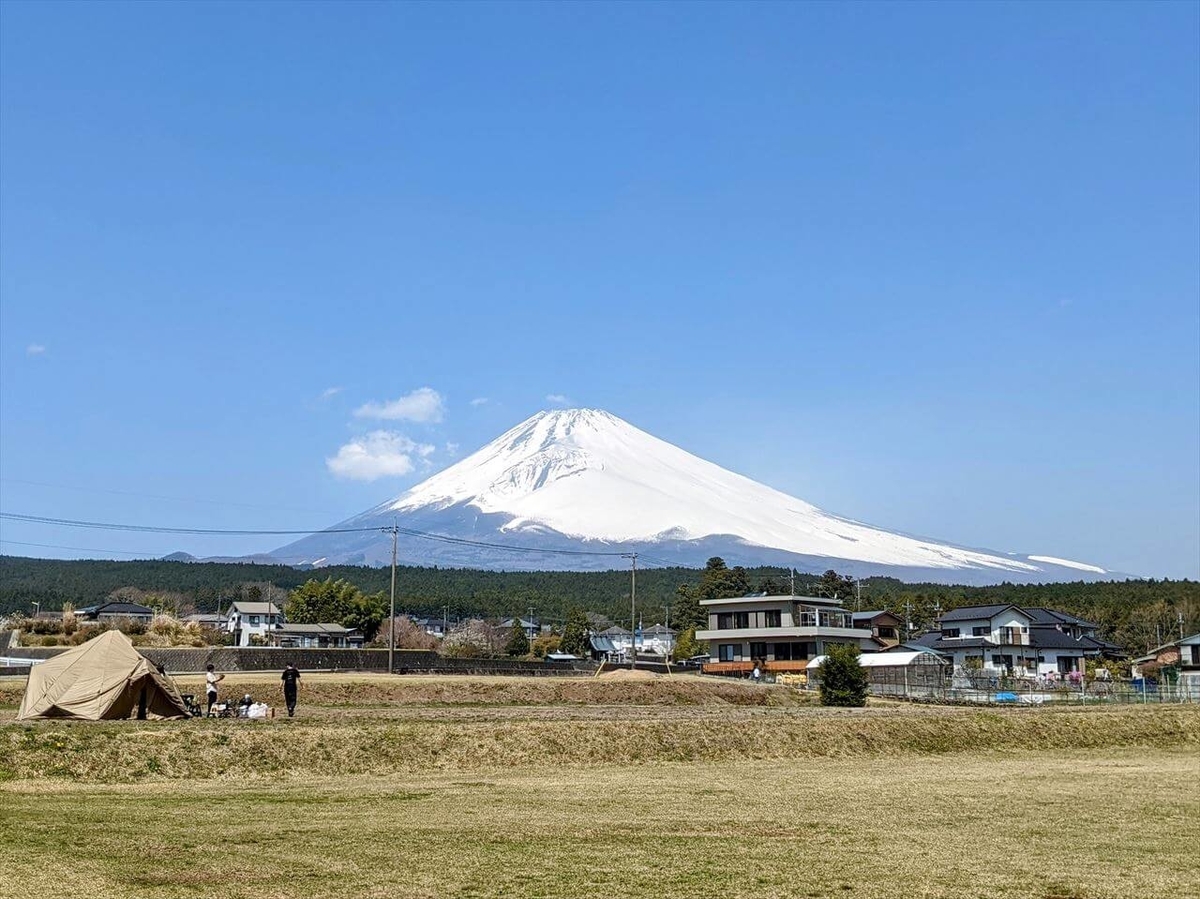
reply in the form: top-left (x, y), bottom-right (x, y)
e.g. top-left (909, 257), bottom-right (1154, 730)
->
top-left (3, 704), bottom-right (1196, 784)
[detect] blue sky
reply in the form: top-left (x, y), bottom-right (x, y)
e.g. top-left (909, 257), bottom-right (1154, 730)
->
top-left (1, 2), bottom-right (1197, 578)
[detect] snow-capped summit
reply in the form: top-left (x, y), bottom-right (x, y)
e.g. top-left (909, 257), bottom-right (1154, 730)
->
top-left (273, 408), bottom-right (1113, 583)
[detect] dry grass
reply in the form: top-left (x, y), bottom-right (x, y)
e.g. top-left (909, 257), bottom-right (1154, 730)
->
top-left (2, 701), bottom-right (1196, 783)
top-left (168, 671), bottom-right (809, 708)
top-left (1, 749), bottom-right (1196, 899)
top-left (2, 672), bottom-right (1197, 897)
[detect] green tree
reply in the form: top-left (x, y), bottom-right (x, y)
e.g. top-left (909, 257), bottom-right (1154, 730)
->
top-left (818, 643), bottom-right (869, 707)
top-left (816, 570), bottom-right (857, 602)
top-left (344, 590), bottom-right (387, 643)
top-left (505, 619), bottom-right (530, 657)
top-left (672, 585), bottom-right (705, 631)
top-left (559, 608), bottom-right (590, 656)
top-left (671, 626), bottom-right (705, 661)
top-left (285, 578), bottom-right (360, 624)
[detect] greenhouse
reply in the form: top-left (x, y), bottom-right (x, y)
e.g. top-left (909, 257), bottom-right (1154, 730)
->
top-left (807, 649), bottom-right (950, 698)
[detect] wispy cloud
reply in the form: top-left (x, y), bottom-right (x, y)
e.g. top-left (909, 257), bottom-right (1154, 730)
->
top-left (319, 386), bottom-right (343, 400)
top-left (326, 431), bottom-right (436, 481)
top-left (26, 344), bottom-right (46, 356)
top-left (445, 441), bottom-right (460, 457)
top-left (546, 393), bottom-right (573, 407)
top-left (469, 397), bottom-right (489, 407)
top-left (355, 387), bottom-right (445, 423)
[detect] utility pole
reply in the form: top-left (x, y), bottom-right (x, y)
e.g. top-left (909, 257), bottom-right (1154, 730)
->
top-left (443, 604), bottom-right (449, 639)
top-left (1180, 612), bottom-right (1186, 641)
top-left (789, 567), bottom-right (795, 598)
top-left (630, 553), bottom-right (638, 669)
top-left (389, 523), bottom-right (398, 675)
top-left (855, 579), bottom-right (861, 611)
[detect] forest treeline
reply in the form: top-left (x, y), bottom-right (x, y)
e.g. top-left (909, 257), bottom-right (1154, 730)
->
top-left (1, 554), bottom-right (1196, 655)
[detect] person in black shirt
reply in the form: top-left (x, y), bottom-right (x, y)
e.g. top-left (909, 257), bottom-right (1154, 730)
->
top-left (280, 663), bottom-right (301, 717)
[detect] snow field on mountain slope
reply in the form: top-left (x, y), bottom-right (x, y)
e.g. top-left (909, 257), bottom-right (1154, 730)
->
top-left (382, 410), bottom-right (1046, 572)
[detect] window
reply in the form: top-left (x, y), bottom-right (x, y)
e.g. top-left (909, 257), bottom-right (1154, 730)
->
top-left (972, 626), bottom-right (988, 637)
top-left (773, 643), bottom-right (793, 661)
top-left (718, 644), bottom-right (743, 662)
top-left (250, 615), bottom-right (261, 626)
top-left (716, 611), bottom-right (750, 630)
top-left (749, 642), bottom-right (767, 660)
top-left (745, 610), bottom-right (783, 629)
top-left (942, 628), bottom-right (961, 638)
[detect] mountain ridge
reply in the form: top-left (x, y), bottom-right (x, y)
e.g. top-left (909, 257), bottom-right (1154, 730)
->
top-left (272, 409), bottom-right (1118, 585)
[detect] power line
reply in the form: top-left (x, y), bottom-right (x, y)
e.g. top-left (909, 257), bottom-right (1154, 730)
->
top-left (0, 511), bottom-right (632, 558)
top-left (0, 512), bottom-right (381, 537)
top-left (0, 539), bottom-right (159, 557)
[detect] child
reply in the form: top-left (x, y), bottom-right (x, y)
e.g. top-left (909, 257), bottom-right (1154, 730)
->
top-left (205, 664), bottom-right (225, 715)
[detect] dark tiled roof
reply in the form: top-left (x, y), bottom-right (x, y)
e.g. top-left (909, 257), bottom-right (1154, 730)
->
top-left (1027, 629), bottom-right (1092, 650)
top-left (938, 604), bottom-right (1018, 623)
top-left (853, 610), bottom-right (900, 623)
top-left (96, 602), bottom-right (154, 615)
top-left (1025, 607), bottom-right (1099, 629)
top-left (910, 631), bottom-right (943, 648)
top-left (932, 637), bottom-right (995, 650)
top-left (275, 623), bottom-right (355, 635)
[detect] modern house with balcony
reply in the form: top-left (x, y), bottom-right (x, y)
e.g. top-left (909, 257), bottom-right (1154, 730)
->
top-left (695, 594), bottom-right (870, 675)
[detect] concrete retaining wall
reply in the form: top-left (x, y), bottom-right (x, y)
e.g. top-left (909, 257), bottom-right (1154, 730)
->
top-left (0, 644), bottom-right (593, 676)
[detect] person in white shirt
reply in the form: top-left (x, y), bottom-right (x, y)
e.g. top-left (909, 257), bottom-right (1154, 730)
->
top-left (205, 664), bottom-right (224, 716)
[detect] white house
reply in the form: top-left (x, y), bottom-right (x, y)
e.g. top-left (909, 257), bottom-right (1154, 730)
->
top-left (226, 601), bottom-right (283, 647)
top-left (934, 604), bottom-right (1116, 677)
top-left (640, 623), bottom-right (676, 657)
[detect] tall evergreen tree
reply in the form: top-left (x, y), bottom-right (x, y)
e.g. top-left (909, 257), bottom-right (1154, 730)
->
top-left (505, 619), bottom-right (530, 657)
top-left (559, 607), bottom-right (590, 656)
top-left (818, 643), bottom-right (869, 707)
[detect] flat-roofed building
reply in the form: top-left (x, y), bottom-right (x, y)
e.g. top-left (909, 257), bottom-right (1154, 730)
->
top-left (695, 594), bottom-right (871, 675)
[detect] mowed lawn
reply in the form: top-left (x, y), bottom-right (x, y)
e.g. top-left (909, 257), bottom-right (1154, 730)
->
top-left (1, 674), bottom-right (1198, 898)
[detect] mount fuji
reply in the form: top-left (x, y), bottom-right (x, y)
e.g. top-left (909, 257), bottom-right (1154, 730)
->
top-left (273, 409), bottom-right (1115, 584)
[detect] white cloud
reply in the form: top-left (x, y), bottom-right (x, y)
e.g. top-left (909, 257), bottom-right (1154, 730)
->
top-left (26, 344), bottom-right (46, 356)
top-left (445, 442), bottom-right (460, 456)
top-left (319, 386), bottom-right (343, 400)
top-left (355, 387), bottom-right (445, 423)
top-left (326, 431), bottom-right (436, 481)
top-left (469, 397), bottom-right (489, 407)
top-left (546, 393), bottom-right (573, 407)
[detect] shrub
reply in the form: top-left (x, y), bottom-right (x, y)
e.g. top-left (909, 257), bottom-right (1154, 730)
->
top-left (672, 627), bottom-right (704, 662)
top-left (818, 643), bottom-right (869, 707)
top-left (531, 634), bottom-right (561, 659)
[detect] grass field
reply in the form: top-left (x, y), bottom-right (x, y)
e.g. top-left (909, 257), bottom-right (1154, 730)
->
top-left (2, 673), bottom-right (1198, 899)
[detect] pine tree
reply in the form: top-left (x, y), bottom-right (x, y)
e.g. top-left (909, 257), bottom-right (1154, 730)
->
top-left (818, 643), bottom-right (869, 707)
top-left (505, 619), bottom-right (530, 657)
top-left (559, 608), bottom-right (590, 656)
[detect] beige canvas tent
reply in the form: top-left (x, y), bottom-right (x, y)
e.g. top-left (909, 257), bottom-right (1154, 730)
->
top-left (17, 630), bottom-right (190, 720)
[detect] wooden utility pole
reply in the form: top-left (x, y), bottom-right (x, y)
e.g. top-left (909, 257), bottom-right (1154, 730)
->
top-left (630, 553), bottom-right (638, 669)
top-left (389, 523), bottom-right (398, 674)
